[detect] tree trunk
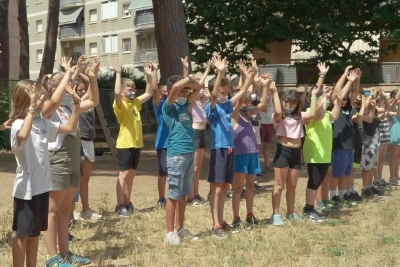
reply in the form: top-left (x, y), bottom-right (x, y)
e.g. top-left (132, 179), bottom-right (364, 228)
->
top-left (0, 0), bottom-right (10, 83)
top-left (152, 0), bottom-right (191, 84)
top-left (38, 0), bottom-right (60, 81)
top-left (17, 0), bottom-right (29, 80)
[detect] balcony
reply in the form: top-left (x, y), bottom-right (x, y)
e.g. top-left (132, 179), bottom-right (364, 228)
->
top-left (59, 25), bottom-right (84, 41)
top-left (134, 11), bottom-right (155, 32)
top-left (134, 49), bottom-right (158, 63)
top-left (60, 0), bottom-right (84, 10)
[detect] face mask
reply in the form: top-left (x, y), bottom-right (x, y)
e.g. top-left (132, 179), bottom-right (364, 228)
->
top-left (326, 100), bottom-right (330, 108)
top-left (218, 96), bottom-right (228, 104)
top-left (125, 91), bottom-right (136, 100)
top-left (62, 94), bottom-right (72, 106)
top-left (251, 94), bottom-right (257, 101)
top-left (175, 97), bottom-right (187, 105)
top-left (198, 89), bottom-right (205, 97)
top-left (283, 106), bottom-right (295, 114)
top-left (241, 106), bottom-right (249, 113)
top-left (77, 91), bottom-right (85, 98)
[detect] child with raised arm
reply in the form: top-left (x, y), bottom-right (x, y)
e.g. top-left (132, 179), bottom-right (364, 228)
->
top-left (206, 56), bottom-right (256, 238)
top-left (162, 73), bottom-right (201, 245)
top-left (270, 81), bottom-right (319, 226)
top-left (113, 62), bottom-right (153, 216)
top-left (231, 73), bottom-right (270, 228)
top-left (10, 81), bottom-right (80, 267)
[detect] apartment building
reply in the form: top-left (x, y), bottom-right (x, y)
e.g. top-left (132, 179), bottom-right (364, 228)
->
top-left (8, 0), bottom-right (19, 80)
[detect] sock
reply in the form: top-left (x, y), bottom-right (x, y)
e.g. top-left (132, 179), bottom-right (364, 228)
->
top-left (303, 204), bottom-right (314, 213)
top-left (339, 190), bottom-right (347, 199)
top-left (234, 216), bottom-right (240, 220)
top-left (329, 190), bottom-right (336, 199)
top-left (246, 213), bottom-right (253, 218)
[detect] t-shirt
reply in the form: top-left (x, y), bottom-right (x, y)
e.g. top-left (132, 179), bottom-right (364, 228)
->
top-left (153, 99), bottom-right (169, 149)
top-left (113, 98), bottom-right (143, 149)
top-left (11, 118), bottom-right (60, 200)
top-left (363, 109), bottom-right (380, 138)
top-left (162, 99), bottom-right (194, 157)
top-left (332, 101), bottom-right (354, 150)
top-left (304, 109), bottom-right (332, 163)
top-left (260, 98), bottom-right (274, 124)
top-left (48, 106), bottom-right (79, 152)
top-left (206, 100), bottom-right (235, 150)
top-left (273, 113), bottom-right (305, 139)
top-left (350, 107), bottom-right (364, 145)
top-left (79, 109), bottom-right (95, 139)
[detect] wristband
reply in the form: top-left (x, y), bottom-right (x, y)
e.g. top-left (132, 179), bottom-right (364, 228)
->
top-left (311, 96), bottom-right (317, 101)
top-left (186, 75), bottom-right (193, 82)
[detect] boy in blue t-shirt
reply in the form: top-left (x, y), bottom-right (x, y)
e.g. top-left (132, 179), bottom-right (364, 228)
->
top-left (162, 74), bottom-right (201, 245)
top-left (206, 56), bottom-right (256, 238)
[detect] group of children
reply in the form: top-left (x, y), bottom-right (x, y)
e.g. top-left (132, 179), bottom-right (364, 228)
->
top-left (4, 52), bottom-right (400, 266)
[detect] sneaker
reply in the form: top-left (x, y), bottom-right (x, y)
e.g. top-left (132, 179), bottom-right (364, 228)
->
top-left (63, 251), bottom-right (90, 265)
top-left (256, 172), bottom-right (263, 177)
top-left (80, 209), bottom-right (102, 220)
top-left (350, 191), bottom-right (363, 203)
top-left (271, 214), bottom-right (284, 226)
top-left (343, 194), bottom-right (357, 207)
top-left (371, 185), bottom-right (384, 196)
top-left (115, 205), bottom-right (130, 217)
top-left (332, 195), bottom-right (346, 207)
top-left (45, 254), bottom-right (72, 267)
top-left (373, 178), bottom-right (389, 187)
top-left (361, 187), bottom-right (375, 200)
top-left (245, 215), bottom-right (260, 225)
top-left (390, 178), bottom-right (400, 186)
top-left (73, 211), bottom-right (83, 221)
top-left (240, 189), bottom-right (246, 199)
top-left (316, 203), bottom-right (331, 214)
top-left (231, 218), bottom-right (242, 229)
top-left (221, 221), bottom-right (237, 232)
top-left (286, 213), bottom-right (301, 222)
top-left (212, 227), bottom-right (227, 239)
top-left (158, 197), bottom-right (167, 207)
top-left (303, 209), bottom-right (325, 223)
top-left (177, 228), bottom-right (199, 241)
top-left (164, 231), bottom-right (181, 245)
top-left (125, 202), bottom-right (134, 212)
top-left (326, 200), bottom-right (341, 210)
top-left (225, 190), bottom-right (233, 198)
top-left (187, 195), bottom-right (209, 207)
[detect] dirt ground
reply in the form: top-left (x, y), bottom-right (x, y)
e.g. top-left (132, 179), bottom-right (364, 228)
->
top-left (0, 139), bottom-right (399, 267)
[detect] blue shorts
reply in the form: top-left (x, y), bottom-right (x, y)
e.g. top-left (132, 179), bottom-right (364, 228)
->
top-left (208, 148), bottom-right (235, 184)
top-left (234, 153), bottom-right (261, 175)
top-left (156, 148), bottom-right (167, 177)
top-left (331, 149), bottom-right (354, 178)
top-left (166, 153), bottom-right (194, 200)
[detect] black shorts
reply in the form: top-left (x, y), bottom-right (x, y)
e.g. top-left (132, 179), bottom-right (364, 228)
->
top-left (156, 148), bottom-right (168, 177)
top-left (208, 148), bottom-right (235, 184)
top-left (273, 143), bottom-right (302, 170)
top-left (354, 143), bottom-right (362, 164)
top-left (13, 192), bottom-right (49, 237)
top-left (193, 129), bottom-right (206, 149)
top-left (307, 163), bottom-right (329, 190)
top-left (116, 148), bottom-right (141, 170)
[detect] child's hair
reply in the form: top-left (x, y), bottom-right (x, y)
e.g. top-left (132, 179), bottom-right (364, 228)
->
top-left (9, 80), bottom-right (46, 121)
top-left (41, 72), bottom-right (65, 93)
top-left (221, 77), bottom-right (230, 87)
top-left (74, 78), bottom-right (82, 86)
top-left (121, 78), bottom-right (135, 89)
top-left (230, 77), bottom-right (239, 90)
top-left (158, 84), bottom-right (167, 91)
top-left (281, 90), bottom-right (301, 120)
top-left (232, 89), bottom-right (250, 101)
top-left (390, 90), bottom-right (397, 99)
top-left (166, 75), bottom-right (183, 90)
top-left (208, 77), bottom-right (216, 91)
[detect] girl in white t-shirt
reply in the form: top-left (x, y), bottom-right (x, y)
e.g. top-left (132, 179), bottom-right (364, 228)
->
top-left (10, 81), bottom-right (80, 267)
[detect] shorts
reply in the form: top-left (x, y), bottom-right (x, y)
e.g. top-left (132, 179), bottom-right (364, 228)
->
top-left (49, 135), bottom-right (81, 191)
top-left (252, 125), bottom-right (261, 145)
top-left (156, 148), bottom-right (168, 177)
top-left (13, 192), bottom-right (49, 237)
top-left (193, 129), bottom-right (206, 149)
top-left (360, 147), bottom-right (379, 171)
top-left (81, 140), bottom-right (95, 163)
top-left (331, 149), bottom-right (354, 177)
top-left (208, 148), bottom-right (235, 184)
top-left (166, 153), bottom-right (194, 200)
top-left (234, 153), bottom-right (261, 175)
top-left (116, 148), bottom-right (141, 170)
top-left (261, 124), bottom-right (274, 143)
top-left (273, 143), bottom-right (302, 170)
top-left (307, 163), bottom-right (329, 190)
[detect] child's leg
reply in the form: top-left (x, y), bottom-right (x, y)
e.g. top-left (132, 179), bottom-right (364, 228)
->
top-left (125, 171), bottom-right (136, 204)
top-left (116, 169), bottom-right (133, 206)
top-left (26, 236), bottom-right (39, 267)
top-left (12, 235), bottom-right (28, 267)
top-left (57, 186), bottom-right (78, 255)
top-left (305, 164), bottom-right (328, 207)
top-left (272, 167), bottom-right (289, 214)
top-left (286, 168), bottom-right (300, 214)
top-left (166, 198), bottom-right (178, 232)
top-left (244, 174), bottom-right (256, 214)
top-left (156, 149), bottom-right (167, 200)
top-left (189, 148), bottom-right (205, 200)
top-left (80, 157), bottom-right (93, 212)
top-left (316, 167), bottom-right (331, 202)
top-left (389, 146), bottom-right (399, 178)
top-left (175, 196), bottom-right (187, 231)
top-left (232, 172), bottom-right (246, 218)
top-left (210, 182), bottom-right (225, 228)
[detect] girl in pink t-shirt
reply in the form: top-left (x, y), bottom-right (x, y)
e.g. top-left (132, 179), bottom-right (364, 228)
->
top-left (270, 86), bottom-right (318, 226)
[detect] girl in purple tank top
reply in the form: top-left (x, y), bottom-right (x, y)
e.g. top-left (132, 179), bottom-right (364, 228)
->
top-left (230, 73), bottom-right (271, 228)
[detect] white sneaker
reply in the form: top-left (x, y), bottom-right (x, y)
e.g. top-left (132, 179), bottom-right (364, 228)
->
top-left (80, 209), bottom-right (102, 220)
top-left (73, 211), bottom-right (84, 221)
top-left (164, 231), bottom-right (181, 245)
top-left (177, 228), bottom-right (199, 241)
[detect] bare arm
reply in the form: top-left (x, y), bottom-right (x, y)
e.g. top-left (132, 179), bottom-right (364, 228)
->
top-left (181, 56), bottom-right (189, 77)
top-left (151, 62), bottom-right (160, 109)
top-left (113, 62), bottom-right (122, 109)
top-left (198, 60), bottom-right (211, 88)
top-left (340, 71), bottom-right (357, 99)
top-left (0, 118), bottom-right (12, 131)
top-left (250, 77), bottom-right (271, 115)
top-left (332, 65), bottom-right (352, 102)
top-left (352, 96), bottom-right (368, 124)
top-left (330, 97), bottom-right (342, 121)
top-left (316, 62), bottom-right (329, 88)
top-left (210, 56), bottom-right (228, 110)
top-left (271, 87), bottom-right (282, 122)
top-left (231, 69), bottom-right (256, 106)
top-left (139, 63), bottom-right (154, 104)
top-left (58, 102), bottom-right (81, 134)
top-left (79, 68), bottom-right (100, 112)
top-left (168, 75), bottom-right (194, 105)
top-left (302, 86), bottom-right (319, 124)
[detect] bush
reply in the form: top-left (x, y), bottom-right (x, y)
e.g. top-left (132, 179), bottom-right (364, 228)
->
top-left (0, 80), bottom-right (16, 149)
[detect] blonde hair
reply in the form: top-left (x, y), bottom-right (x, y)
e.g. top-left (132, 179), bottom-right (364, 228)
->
top-left (121, 78), bottom-right (135, 89)
top-left (41, 72), bottom-right (65, 93)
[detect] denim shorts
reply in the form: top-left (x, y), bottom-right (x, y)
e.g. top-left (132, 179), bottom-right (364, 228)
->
top-left (234, 153), bottom-right (261, 175)
top-left (166, 153), bottom-right (194, 200)
top-left (331, 149), bottom-right (354, 178)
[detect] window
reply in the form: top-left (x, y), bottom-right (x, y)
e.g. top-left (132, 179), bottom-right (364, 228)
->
top-left (35, 0), bottom-right (42, 3)
top-left (122, 38), bottom-right (131, 52)
top-left (36, 49), bottom-right (43, 61)
top-left (101, 35), bottom-right (118, 54)
top-left (36, 20), bottom-right (42, 32)
top-left (122, 3), bottom-right (131, 17)
top-left (101, 1), bottom-right (118, 20)
top-left (152, 37), bottom-right (157, 49)
top-left (89, 9), bottom-right (97, 23)
top-left (89, 42), bottom-right (98, 56)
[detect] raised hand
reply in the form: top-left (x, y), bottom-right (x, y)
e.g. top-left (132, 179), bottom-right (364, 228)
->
top-left (269, 81), bottom-right (277, 93)
top-left (245, 67), bottom-right (256, 78)
top-left (188, 73), bottom-right (198, 83)
top-left (60, 57), bottom-right (73, 73)
top-left (251, 57), bottom-right (258, 73)
top-left (347, 70), bottom-right (357, 82)
top-left (370, 99), bottom-right (376, 109)
top-left (150, 61), bottom-right (158, 71)
top-left (212, 55), bottom-right (228, 72)
top-left (27, 83), bottom-right (45, 110)
top-left (85, 67), bottom-right (96, 80)
top-left (317, 62), bottom-right (329, 74)
top-left (345, 65), bottom-right (353, 74)
top-left (76, 55), bottom-right (88, 73)
top-left (311, 85), bottom-right (320, 96)
top-left (65, 82), bottom-right (79, 102)
top-left (181, 56), bottom-right (189, 69)
top-left (238, 59), bottom-right (247, 73)
top-left (93, 57), bottom-right (100, 75)
top-left (260, 72), bottom-right (272, 85)
top-left (144, 62), bottom-right (152, 76)
top-left (322, 85), bottom-right (332, 98)
top-left (205, 59), bottom-right (212, 72)
top-left (113, 62), bottom-right (121, 74)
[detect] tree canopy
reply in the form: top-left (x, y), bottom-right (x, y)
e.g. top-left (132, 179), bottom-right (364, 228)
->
top-left (185, 0), bottom-right (400, 73)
